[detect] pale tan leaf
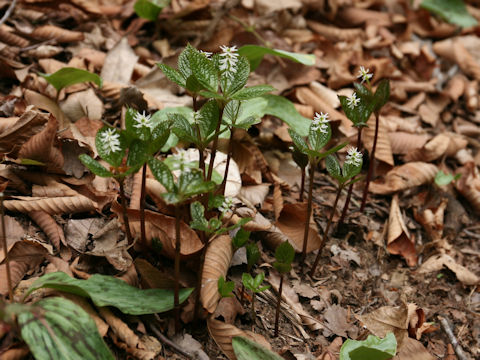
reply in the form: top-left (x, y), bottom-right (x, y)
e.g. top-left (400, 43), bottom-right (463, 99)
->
top-left (231, 207), bottom-right (272, 232)
top-left (273, 183), bottom-right (283, 221)
top-left (4, 195), bottom-right (97, 214)
top-left (32, 181), bottom-right (78, 197)
top-left (207, 317), bottom-right (248, 360)
top-left (101, 37), bottom-right (138, 84)
top-left (29, 210), bottom-right (66, 250)
top-left (455, 162), bottom-right (480, 214)
top-left (238, 184), bottom-right (269, 207)
top-left (363, 115), bottom-right (394, 166)
top-left (413, 198), bottom-right (447, 241)
top-left (0, 261), bottom-right (28, 296)
top-left (418, 254), bottom-right (479, 286)
top-left (389, 132), bottom-right (430, 155)
top-left (307, 20), bottom-right (364, 42)
top-left (31, 25), bottom-right (84, 42)
top-left (387, 195), bottom-right (417, 267)
top-left (116, 263), bottom-right (138, 287)
top-left (369, 162), bottom-right (438, 195)
top-left (393, 337), bottom-right (435, 360)
top-left (134, 258), bottom-right (176, 289)
top-left (201, 235), bottom-right (233, 313)
top-left (130, 170), bottom-right (143, 211)
top-left (24, 89), bottom-right (68, 128)
top-left (0, 28), bottom-right (30, 47)
top-left (60, 89), bottom-right (104, 123)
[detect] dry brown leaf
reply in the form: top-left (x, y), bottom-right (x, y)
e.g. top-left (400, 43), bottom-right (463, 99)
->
top-left (207, 317), bottom-right (248, 360)
top-left (29, 210), bottom-right (66, 250)
top-left (404, 133), bottom-right (450, 162)
top-left (201, 235), bottom-right (233, 313)
top-left (213, 297), bottom-right (245, 325)
top-left (0, 346), bottom-right (30, 359)
top-left (134, 258), bottom-right (176, 289)
top-left (116, 263), bottom-right (138, 287)
top-left (31, 25), bottom-right (84, 43)
top-left (455, 162), bottom-right (480, 214)
top-left (101, 37), bottom-right (138, 84)
top-left (130, 170), bottom-right (143, 211)
top-left (389, 132), bottom-right (430, 155)
top-left (24, 89), bottom-right (68, 128)
top-left (307, 20), bottom-right (363, 42)
top-left (322, 304), bottom-right (356, 338)
top-left (418, 254), bottom-right (479, 286)
top-left (0, 28), bottom-right (30, 48)
top-left (4, 195), bottom-right (96, 215)
top-left (275, 202), bottom-right (322, 253)
top-left (369, 162), bottom-right (438, 195)
top-left (238, 184), bottom-right (269, 207)
top-left (363, 115), bottom-right (394, 166)
top-left (413, 198), bottom-right (447, 241)
top-left (272, 183), bottom-right (283, 221)
top-left (393, 337), bottom-right (435, 360)
top-left (231, 207), bottom-right (272, 232)
top-left (387, 194), bottom-right (417, 267)
top-left (0, 261), bottom-right (29, 296)
top-left (444, 73), bottom-right (466, 101)
top-left (60, 89), bottom-right (104, 123)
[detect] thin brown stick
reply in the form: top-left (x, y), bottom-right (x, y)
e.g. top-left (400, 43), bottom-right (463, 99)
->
top-left (140, 164), bottom-right (147, 246)
top-left (0, 0), bottom-right (17, 28)
top-left (149, 321), bottom-right (193, 359)
top-left (0, 193), bottom-right (13, 301)
top-left (301, 162), bottom-right (315, 263)
top-left (360, 112), bottom-right (379, 212)
top-left (438, 315), bottom-right (468, 360)
top-left (299, 167), bottom-right (305, 202)
top-left (118, 178), bottom-right (133, 245)
top-left (174, 204), bottom-right (182, 334)
top-left (273, 274), bottom-right (284, 337)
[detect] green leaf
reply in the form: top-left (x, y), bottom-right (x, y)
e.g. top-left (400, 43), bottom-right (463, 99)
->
top-left (340, 333), bottom-right (397, 360)
top-left (39, 67), bottom-right (102, 93)
top-left (79, 154), bottom-right (113, 178)
top-left (148, 158), bottom-right (174, 192)
top-left (238, 45), bottom-right (316, 71)
top-left (19, 297), bottom-right (114, 360)
top-left (190, 201), bottom-right (208, 231)
top-left (178, 170), bottom-right (216, 199)
top-left (372, 79), bottom-right (390, 112)
top-left (188, 44), bottom-right (218, 92)
top-left (263, 95), bottom-right (310, 136)
top-left (421, 0), bottom-right (477, 27)
top-left (273, 262), bottom-right (291, 273)
top-left (197, 100), bottom-right (220, 141)
top-left (338, 95), bottom-right (373, 127)
top-left (222, 56), bottom-right (250, 96)
top-left (274, 241), bottom-right (295, 266)
top-left (246, 242), bottom-right (260, 269)
top-left (125, 108), bottom-right (150, 141)
top-left (231, 85), bottom-right (275, 100)
top-left (233, 336), bottom-right (285, 360)
top-left (252, 272), bottom-right (266, 290)
top-left (26, 272), bottom-right (193, 315)
top-left (19, 158), bottom-right (45, 166)
top-left (134, 0), bottom-right (169, 21)
top-left (171, 113), bottom-right (198, 144)
top-left (325, 155), bottom-right (341, 181)
top-left (232, 228), bottom-right (250, 248)
top-left (178, 46), bottom-right (193, 80)
top-left (126, 139), bottom-right (149, 171)
top-left (434, 170), bottom-right (461, 186)
top-left (242, 273), bottom-right (255, 291)
top-left (343, 159), bottom-right (362, 181)
top-left (308, 125), bottom-right (331, 153)
top-left (185, 74), bottom-right (205, 93)
top-left (157, 63), bottom-right (186, 88)
top-left (288, 129), bottom-right (309, 154)
top-left (95, 127), bottom-right (126, 168)
top-left (199, 90), bottom-right (225, 99)
top-left (150, 121), bottom-right (171, 154)
top-left (218, 276), bottom-right (235, 298)
top-left (150, 106), bottom-right (192, 151)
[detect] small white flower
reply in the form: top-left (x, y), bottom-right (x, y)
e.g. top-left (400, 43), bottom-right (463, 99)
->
top-left (100, 128), bottom-right (121, 154)
top-left (347, 92), bottom-right (360, 108)
top-left (345, 147), bottom-right (362, 167)
top-left (219, 45), bottom-right (239, 77)
top-left (172, 148), bottom-right (191, 172)
top-left (199, 50), bottom-right (212, 59)
top-left (357, 66), bottom-right (373, 83)
top-left (311, 112), bottom-right (329, 133)
top-left (133, 111), bottom-right (153, 129)
top-left (219, 197), bottom-right (235, 214)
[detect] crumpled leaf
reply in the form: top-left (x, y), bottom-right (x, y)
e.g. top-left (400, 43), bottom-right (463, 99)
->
top-left (4, 195), bottom-right (97, 215)
top-left (418, 254), bottom-right (479, 285)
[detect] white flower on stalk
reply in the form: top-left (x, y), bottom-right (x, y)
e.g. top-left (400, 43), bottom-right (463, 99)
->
top-left (100, 128), bottom-right (121, 154)
top-left (357, 66), bottom-right (373, 83)
top-left (347, 92), bottom-right (360, 108)
top-left (345, 147), bottom-right (362, 167)
top-left (172, 148), bottom-right (191, 172)
top-left (199, 50), bottom-right (212, 59)
top-left (219, 45), bottom-right (239, 78)
top-left (219, 196), bottom-right (235, 215)
top-left (311, 112), bottom-right (329, 133)
top-left (133, 111), bottom-right (153, 129)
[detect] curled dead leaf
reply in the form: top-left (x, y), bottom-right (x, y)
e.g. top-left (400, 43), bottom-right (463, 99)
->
top-left (0, 28), bottom-right (30, 48)
top-left (389, 132), bottom-right (431, 155)
top-left (29, 210), bottom-right (66, 250)
top-left (31, 25), bottom-right (84, 43)
top-left (307, 20), bottom-right (363, 41)
top-left (4, 195), bottom-right (96, 215)
top-left (231, 207), bottom-right (272, 232)
top-left (418, 254), bottom-right (479, 286)
top-left (455, 162), bottom-right (480, 214)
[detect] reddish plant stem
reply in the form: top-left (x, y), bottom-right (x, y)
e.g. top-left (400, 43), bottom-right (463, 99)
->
top-left (301, 161), bottom-right (315, 264)
top-left (220, 128), bottom-right (234, 195)
top-left (0, 193), bottom-right (13, 301)
top-left (206, 107), bottom-right (224, 182)
top-left (299, 167), bottom-right (305, 202)
top-left (174, 204), bottom-right (182, 334)
top-left (118, 178), bottom-right (133, 245)
top-left (309, 185), bottom-right (343, 277)
top-left (360, 111), bottom-right (379, 212)
top-left (337, 127), bottom-right (363, 228)
top-left (239, 283), bottom-right (245, 305)
top-left (273, 273), bottom-right (284, 337)
top-left (140, 164), bottom-right (147, 246)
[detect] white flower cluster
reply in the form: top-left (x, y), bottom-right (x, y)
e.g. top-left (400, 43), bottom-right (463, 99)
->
top-left (219, 45), bottom-right (239, 78)
top-left (357, 66), bottom-right (373, 83)
top-left (347, 92), bottom-right (360, 108)
top-left (345, 147), bottom-right (362, 167)
top-left (311, 112), bottom-right (329, 133)
top-left (172, 148), bottom-right (191, 172)
top-left (99, 128), bottom-right (121, 154)
top-left (219, 196), bottom-right (234, 214)
top-left (133, 111), bottom-right (153, 130)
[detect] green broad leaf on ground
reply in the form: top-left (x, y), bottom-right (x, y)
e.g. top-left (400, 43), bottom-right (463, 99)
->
top-left (26, 272), bottom-right (193, 315)
top-left (218, 276), bottom-right (235, 298)
top-left (79, 154), bottom-right (113, 178)
top-left (421, 0), bottom-right (477, 27)
top-left (274, 241), bottom-right (295, 266)
top-left (232, 228), bottom-right (250, 248)
top-left (326, 155), bottom-right (342, 181)
top-left (40, 67), bottom-right (102, 92)
top-left (148, 157), bottom-right (174, 193)
top-left (262, 95), bottom-right (310, 136)
top-left (233, 336), bottom-right (284, 360)
top-left (434, 170), bottom-right (461, 186)
top-left (19, 297), bottom-right (114, 360)
top-left (134, 0), bottom-right (170, 21)
top-left (340, 333), bottom-right (397, 360)
top-left (238, 45), bottom-right (316, 71)
top-left (231, 85), bottom-right (275, 100)
top-left (157, 63), bottom-right (186, 87)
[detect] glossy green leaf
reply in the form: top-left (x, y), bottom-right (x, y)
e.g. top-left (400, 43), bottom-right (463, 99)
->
top-left (238, 45), bottom-right (315, 71)
top-left (171, 113), bottom-right (198, 144)
top-left (231, 85), bottom-right (275, 100)
top-left (79, 154), bottom-right (113, 178)
top-left (340, 333), bottom-right (397, 360)
top-left (232, 228), bottom-right (250, 248)
top-left (185, 74), bottom-right (205, 93)
top-left (126, 139), bottom-right (149, 170)
top-left (95, 127), bottom-right (126, 168)
top-left (325, 155), bottom-right (341, 181)
top-left (372, 79), bottom-right (390, 112)
top-left (134, 0), bottom-right (169, 21)
top-left (157, 63), bottom-right (186, 87)
top-left (218, 276), bottom-right (235, 298)
top-left (274, 241), bottom-right (295, 266)
top-left (150, 106), bottom-right (192, 151)
top-left (178, 46), bottom-right (193, 80)
top-left (262, 95), bottom-right (310, 136)
top-left (150, 121), bottom-right (171, 154)
top-left (308, 125), bottom-right (331, 153)
top-left (246, 242), bottom-right (260, 269)
top-left (148, 157), bottom-right (174, 192)
top-left (39, 67), bottom-right (102, 92)
top-left (179, 170), bottom-right (216, 198)
top-left (19, 297), bottom-right (114, 360)
top-left (288, 129), bottom-right (309, 154)
top-left (27, 272), bottom-right (193, 315)
top-left (338, 95), bottom-right (373, 127)
top-left (421, 0), bottom-right (477, 27)
top-left (188, 44), bottom-right (218, 92)
top-left (233, 336), bottom-right (284, 360)
top-left (222, 56), bottom-right (251, 96)
top-left (198, 100), bottom-right (220, 141)
top-left (190, 201), bottom-right (208, 231)
top-left (199, 90), bottom-right (225, 99)
top-left (343, 159), bottom-right (362, 181)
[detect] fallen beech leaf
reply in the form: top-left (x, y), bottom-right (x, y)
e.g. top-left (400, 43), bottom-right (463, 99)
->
top-left (323, 304), bottom-right (356, 338)
top-left (134, 258), bottom-right (176, 290)
top-left (369, 162), bottom-right (438, 195)
top-left (275, 202), bottom-right (322, 253)
top-left (31, 25), bottom-right (84, 43)
top-left (29, 210), bottom-right (66, 250)
top-left (23, 90), bottom-right (69, 128)
top-left (273, 183), bottom-right (283, 220)
top-left (4, 195), bottom-right (97, 215)
top-left (389, 132), bottom-right (430, 155)
top-left (404, 133), bottom-right (466, 162)
top-left (213, 297), bottom-right (245, 325)
top-left (101, 37), bottom-right (138, 84)
top-left (201, 235), bottom-right (233, 313)
top-left (455, 162), bottom-right (480, 214)
top-left (393, 337), bottom-right (435, 360)
top-left (238, 184), bottom-right (269, 207)
top-left (231, 207), bottom-right (272, 232)
top-left (60, 88), bottom-right (104, 123)
top-left (418, 254), bottom-right (479, 286)
top-left (413, 198), bottom-right (447, 241)
top-left (387, 195), bottom-right (417, 267)
top-left (172, 333), bottom-right (209, 360)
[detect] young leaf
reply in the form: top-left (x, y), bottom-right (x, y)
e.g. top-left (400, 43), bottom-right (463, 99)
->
top-left (197, 100), bottom-right (220, 141)
top-left (218, 276), bottom-right (235, 298)
top-left (238, 45), bottom-right (316, 71)
top-left (148, 157), bottom-right (175, 192)
top-left (134, 0), bottom-right (169, 21)
top-left (434, 170), bottom-right (461, 186)
top-left (231, 85), bottom-right (275, 100)
top-left (246, 242), bottom-right (260, 269)
top-left (190, 201), bottom-right (209, 231)
top-left (222, 56), bottom-right (250, 96)
top-left (372, 79), bottom-right (390, 112)
top-left (178, 45), bottom-right (194, 80)
top-left (232, 228), bottom-right (250, 249)
top-left (95, 127), bottom-right (126, 168)
top-left (157, 63), bottom-right (186, 88)
top-left (26, 272), bottom-right (194, 315)
top-left (79, 154), bottom-right (113, 178)
top-left (274, 241), bottom-right (295, 265)
top-left (325, 155), bottom-right (342, 181)
top-left (179, 170), bottom-right (216, 199)
top-left (150, 121), bottom-right (171, 154)
top-left (188, 44), bottom-right (218, 92)
top-left (171, 113), bottom-right (198, 144)
top-left (126, 139), bottom-right (149, 171)
top-left (263, 95), bottom-right (310, 136)
top-left (242, 272), bottom-right (255, 291)
top-left (19, 297), bottom-right (114, 360)
top-left (338, 95), bottom-right (373, 127)
top-left (288, 129), bottom-right (309, 154)
top-left (343, 160), bottom-right (362, 180)
top-left (185, 74), bottom-right (205, 93)
top-left (308, 124), bottom-right (331, 152)
top-left (420, 0), bottom-right (477, 28)
top-left (340, 333), bottom-right (397, 360)
top-left (39, 67), bottom-right (102, 93)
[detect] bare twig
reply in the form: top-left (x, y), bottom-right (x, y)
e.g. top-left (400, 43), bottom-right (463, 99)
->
top-left (438, 315), bottom-right (469, 360)
top-left (149, 321), bottom-right (193, 359)
top-left (0, 0), bottom-right (17, 28)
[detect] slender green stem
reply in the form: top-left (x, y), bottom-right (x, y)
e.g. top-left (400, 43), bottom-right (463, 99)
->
top-left (0, 193), bottom-right (13, 301)
top-left (309, 184), bottom-right (343, 277)
top-left (273, 274), bottom-right (284, 337)
top-left (207, 106), bottom-right (224, 182)
top-left (360, 111), bottom-right (379, 212)
top-left (118, 178), bottom-right (133, 245)
top-left (301, 161), bottom-right (315, 264)
top-left (299, 167), bottom-right (305, 202)
top-left (174, 204), bottom-right (182, 334)
top-left (140, 164), bottom-right (147, 246)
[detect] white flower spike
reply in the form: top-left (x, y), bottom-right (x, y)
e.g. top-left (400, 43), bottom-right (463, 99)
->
top-left (311, 112), bottom-right (329, 133)
top-left (347, 92), bottom-right (360, 108)
top-left (345, 147), bottom-right (362, 167)
top-left (100, 128), bottom-right (121, 154)
top-left (219, 196), bottom-right (235, 215)
top-left (133, 111), bottom-right (153, 129)
top-left (199, 50), bottom-right (212, 59)
top-left (357, 66), bottom-right (373, 83)
top-left (219, 45), bottom-right (239, 77)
